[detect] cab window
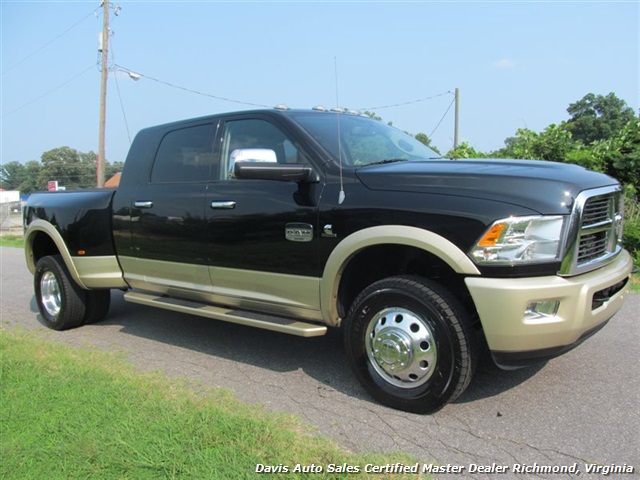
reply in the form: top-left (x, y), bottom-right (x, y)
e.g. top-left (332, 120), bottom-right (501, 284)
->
top-left (151, 124), bottom-right (215, 183)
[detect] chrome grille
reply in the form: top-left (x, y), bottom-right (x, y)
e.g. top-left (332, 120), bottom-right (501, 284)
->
top-left (559, 186), bottom-right (623, 276)
top-left (577, 231), bottom-right (609, 263)
top-left (582, 196), bottom-right (612, 226)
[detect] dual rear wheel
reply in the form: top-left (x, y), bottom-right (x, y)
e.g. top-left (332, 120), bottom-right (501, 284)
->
top-left (34, 255), bottom-right (110, 331)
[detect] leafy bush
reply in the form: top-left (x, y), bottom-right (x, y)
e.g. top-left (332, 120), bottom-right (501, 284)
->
top-left (622, 186), bottom-right (640, 270)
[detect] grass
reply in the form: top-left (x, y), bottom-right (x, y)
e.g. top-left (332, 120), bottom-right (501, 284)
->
top-left (0, 234), bottom-right (24, 248)
top-left (0, 329), bottom-right (425, 480)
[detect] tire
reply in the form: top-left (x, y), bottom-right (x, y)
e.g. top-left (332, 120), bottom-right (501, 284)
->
top-left (83, 290), bottom-right (111, 325)
top-left (34, 255), bottom-right (87, 331)
top-left (344, 275), bottom-right (476, 414)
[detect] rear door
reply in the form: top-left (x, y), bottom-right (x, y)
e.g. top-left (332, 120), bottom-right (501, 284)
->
top-left (125, 120), bottom-right (219, 295)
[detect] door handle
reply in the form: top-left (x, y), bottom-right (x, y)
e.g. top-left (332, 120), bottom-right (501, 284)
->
top-left (134, 201), bottom-right (154, 209)
top-left (210, 201), bottom-right (236, 209)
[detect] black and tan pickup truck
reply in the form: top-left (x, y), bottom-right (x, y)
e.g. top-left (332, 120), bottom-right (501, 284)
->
top-left (24, 108), bottom-right (633, 413)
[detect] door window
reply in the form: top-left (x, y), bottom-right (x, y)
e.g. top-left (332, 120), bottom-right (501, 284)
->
top-left (151, 124), bottom-right (216, 183)
top-left (220, 119), bottom-right (309, 180)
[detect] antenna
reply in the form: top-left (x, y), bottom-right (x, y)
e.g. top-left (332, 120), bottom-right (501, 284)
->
top-left (334, 57), bottom-right (346, 205)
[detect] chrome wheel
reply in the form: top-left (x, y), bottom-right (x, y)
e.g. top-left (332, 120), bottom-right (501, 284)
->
top-left (34, 255), bottom-right (86, 330)
top-left (365, 307), bottom-right (437, 389)
top-left (345, 275), bottom-right (476, 413)
top-left (40, 271), bottom-right (62, 318)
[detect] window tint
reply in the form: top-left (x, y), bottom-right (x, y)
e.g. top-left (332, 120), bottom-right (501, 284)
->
top-left (221, 119), bottom-right (309, 179)
top-left (151, 124), bottom-right (215, 183)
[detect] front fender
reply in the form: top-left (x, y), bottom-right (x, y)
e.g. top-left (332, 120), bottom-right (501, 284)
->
top-left (319, 225), bottom-right (480, 327)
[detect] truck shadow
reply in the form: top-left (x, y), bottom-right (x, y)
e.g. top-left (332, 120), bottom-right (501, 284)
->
top-left (48, 290), bottom-right (547, 408)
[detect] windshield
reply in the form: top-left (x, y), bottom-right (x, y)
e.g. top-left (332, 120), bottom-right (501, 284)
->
top-left (292, 112), bottom-right (440, 167)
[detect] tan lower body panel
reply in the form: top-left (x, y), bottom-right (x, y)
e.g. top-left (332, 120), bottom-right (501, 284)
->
top-left (74, 255), bottom-right (128, 289)
top-left (465, 250), bottom-right (633, 353)
top-left (118, 256), bottom-right (324, 323)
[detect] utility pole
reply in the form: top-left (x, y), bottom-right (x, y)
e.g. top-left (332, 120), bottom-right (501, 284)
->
top-left (97, 0), bottom-right (109, 188)
top-left (453, 87), bottom-right (460, 150)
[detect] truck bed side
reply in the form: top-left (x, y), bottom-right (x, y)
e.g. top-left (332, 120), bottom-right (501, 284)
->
top-left (24, 189), bottom-right (127, 289)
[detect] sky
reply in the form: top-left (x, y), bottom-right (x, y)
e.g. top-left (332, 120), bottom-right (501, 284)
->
top-left (1, 1), bottom-right (638, 166)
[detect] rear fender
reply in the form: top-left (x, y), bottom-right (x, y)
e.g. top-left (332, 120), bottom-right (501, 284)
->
top-left (25, 220), bottom-right (127, 289)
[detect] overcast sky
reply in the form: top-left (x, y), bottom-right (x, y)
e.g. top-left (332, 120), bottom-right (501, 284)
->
top-left (1, 1), bottom-right (638, 165)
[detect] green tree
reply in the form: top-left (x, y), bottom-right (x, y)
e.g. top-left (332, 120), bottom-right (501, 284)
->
top-left (493, 124), bottom-right (574, 161)
top-left (591, 118), bottom-right (640, 187)
top-left (414, 133), bottom-right (441, 154)
top-left (566, 92), bottom-right (635, 144)
top-left (0, 160), bottom-right (43, 193)
top-left (38, 147), bottom-right (97, 190)
top-left (1, 161), bottom-right (28, 190)
top-left (494, 128), bottom-right (539, 159)
top-left (446, 141), bottom-right (486, 159)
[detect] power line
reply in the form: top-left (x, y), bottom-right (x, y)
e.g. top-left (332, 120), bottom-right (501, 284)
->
top-left (114, 64), bottom-right (271, 108)
top-left (110, 40), bottom-right (132, 144)
top-left (429, 96), bottom-right (456, 139)
top-left (359, 91), bottom-right (453, 111)
top-left (2, 6), bottom-right (100, 75)
top-left (2, 63), bottom-right (97, 118)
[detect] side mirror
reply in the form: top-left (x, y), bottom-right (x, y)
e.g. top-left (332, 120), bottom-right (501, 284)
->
top-left (229, 148), bottom-right (277, 178)
top-left (234, 162), bottom-right (319, 183)
top-left (230, 148), bottom-right (319, 183)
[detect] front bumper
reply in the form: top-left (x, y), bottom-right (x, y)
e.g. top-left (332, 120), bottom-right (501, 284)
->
top-left (465, 249), bottom-right (633, 368)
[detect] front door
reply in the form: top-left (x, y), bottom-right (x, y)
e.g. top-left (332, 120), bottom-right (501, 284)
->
top-left (204, 115), bottom-right (323, 317)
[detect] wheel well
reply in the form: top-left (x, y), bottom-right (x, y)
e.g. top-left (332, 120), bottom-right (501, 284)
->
top-left (337, 244), bottom-right (477, 325)
top-left (30, 231), bottom-right (60, 264)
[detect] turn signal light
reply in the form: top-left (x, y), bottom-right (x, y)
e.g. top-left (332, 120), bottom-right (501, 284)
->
top-left (477, 223), bottom-right (506, 247)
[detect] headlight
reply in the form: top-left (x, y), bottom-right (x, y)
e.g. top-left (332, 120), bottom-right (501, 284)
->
top-left (470, 216), bottom-right (565, 265)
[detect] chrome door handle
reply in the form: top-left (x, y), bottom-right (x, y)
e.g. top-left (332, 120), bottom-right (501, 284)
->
top-left (134, 201), bottom-right (154, 209)
top-left (210, 201), bottom-right (236, 209)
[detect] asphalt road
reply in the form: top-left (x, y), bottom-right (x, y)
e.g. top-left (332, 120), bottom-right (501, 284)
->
top-left (2, 246), bottom-right (638, 479)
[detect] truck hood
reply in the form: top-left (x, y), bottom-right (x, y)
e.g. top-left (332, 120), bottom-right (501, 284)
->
top-left (355, 158), bottom-right (619, 214)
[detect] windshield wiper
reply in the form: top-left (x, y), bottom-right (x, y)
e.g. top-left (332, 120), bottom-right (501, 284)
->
top-left (363, 158), bottom-right (409, 167)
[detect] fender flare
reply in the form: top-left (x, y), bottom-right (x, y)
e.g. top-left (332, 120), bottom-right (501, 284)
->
top-left (24, 219), bottom-right (127, 290)
top-left (320, 225), bottom-right (480, 327)
top-left (25, 219), bottom-right (88, 289)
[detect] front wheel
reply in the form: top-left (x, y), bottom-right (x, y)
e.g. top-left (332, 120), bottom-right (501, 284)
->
top-left (34, 255), bottom-right (87, 331)
top-left (344, 275), bottom-right (476, 414)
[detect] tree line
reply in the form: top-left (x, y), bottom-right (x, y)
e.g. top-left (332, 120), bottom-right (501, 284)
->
top-left (443, 92), bottom-right (638, 192)
top-left (0, 147), bottom-right (123, 194)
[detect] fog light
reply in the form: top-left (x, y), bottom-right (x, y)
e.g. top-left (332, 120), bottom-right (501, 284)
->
top-left (525, 300), bottom-right (560, 321)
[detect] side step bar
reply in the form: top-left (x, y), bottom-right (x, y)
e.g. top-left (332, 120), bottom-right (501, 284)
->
top-left (124, 291), bottom-right (328, 338)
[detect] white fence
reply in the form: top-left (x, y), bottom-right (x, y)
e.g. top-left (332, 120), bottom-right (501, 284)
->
top-left (0, 201), bottom-right (23, 231)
